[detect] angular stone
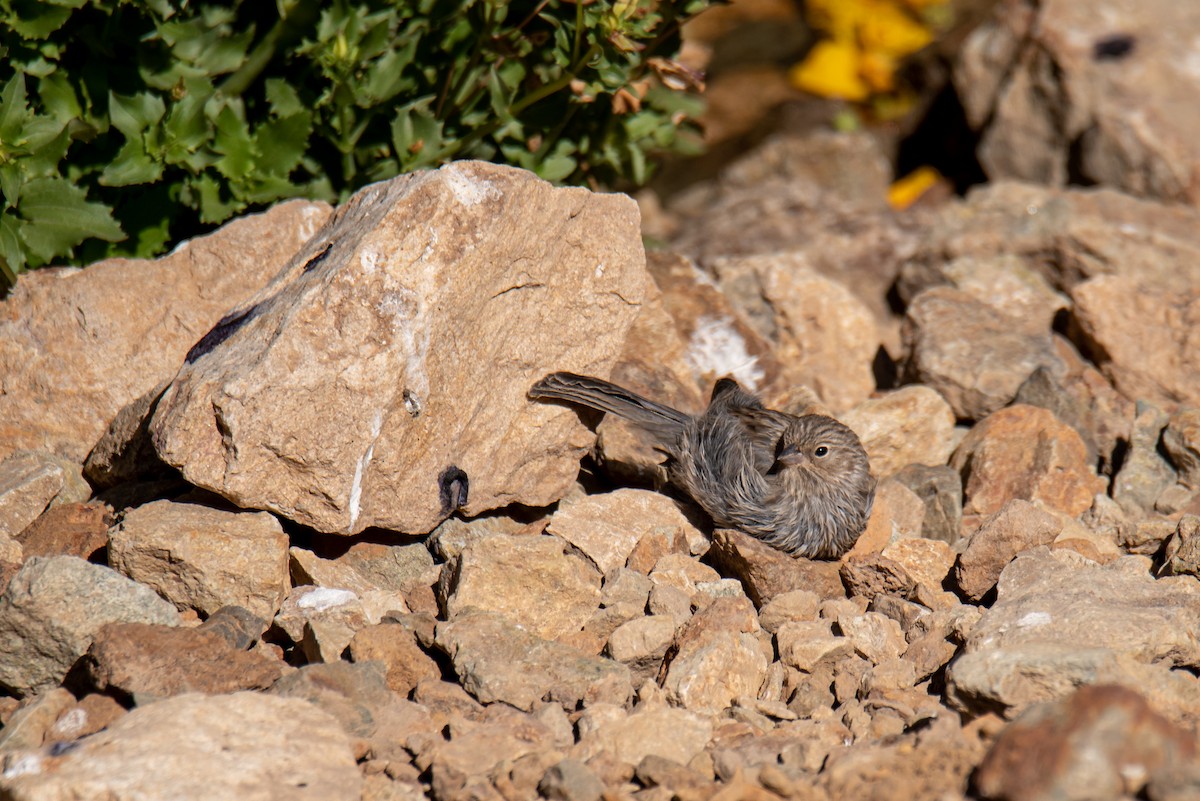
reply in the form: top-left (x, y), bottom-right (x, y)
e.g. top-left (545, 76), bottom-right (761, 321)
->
top-left (951, 405), bottom-right (1106, 518)
top-left (708, 528), bottom-right (845, 606)
top-left (974, 685), bottom-right (1197, 801)
top-left (1161, 516), bottom-right (1200, 579)
top-left (892, 464), bottom-right (964, 544)
top-left (840, 554), bottom-right (916, 602)
top-left (1071, 274), bottom-right (1200, 410)
top-left (898, 253), bottom-right (1069, 336)
top-left (822, 718), bottom-right (985, 801)
top-left (0, 452), bottom-right (87, 539)
top-left (427, 513), bottom-right (529, 561)
top-left (956, 0), bottom-right (1200, 207)
top-left (573, 698), bottom-right (713, 768)
top-left (664, 131), bottom-right (909, 345)
top-left (42, 693), bottom-right (126, 747)
top-left (84, 616), bottom-right (283, 704)
top-left (425, 704), bottom-right (560, 801)
top-left (151, 163), bottom-right (645, 535)
top-left (955, 500), bottom-right (1064, 601)
top-left (1112, 402), bottom-right (1176, 515)
top-left (881, 538), bottom-right (955, 596)
top-left (606, 615), bottom-right (678, 686)
top-left (1014, 353), bottom-right (1133, 474)
top-left (647, 583), bottom-right (693, 626)
top-left (1165, 408), bottom-right (1200, 489)
top-left (547, 489), bottom-right (702, 575)
top-left (647, 552), bottom-right (720, 596)
top-left (336, 541), bottom-right (434, 593)
top-left (273, 585), bottom-right (369, 662)
top-left (601, 568), bottom-right (653, 611)
top-left (711, 252), bottom-right (880, 411)
top-left (624, 523), bottom-right (693, 575)
top-left (903, 287), bottom-right (1064, 421)
top-left (271, 661), bottom-right (438, 763)
top-left (0, 200), bottom-right (331, 464)
top-left (82, 382), bottom-right (174, 491)
top-left (776, 620), bottom-right (851, 671)
top-left (850, 479), bottom-right (926, 556)
top-left (0, 692), bottom-right (360, 800)
top-left (905, 182), bottom-right (1200, 297)
top-left (16, 501), bottom-right (110, 560)
top-left (0, 556), bottom-right (180, 696)
top-left (756, 590), bottom-right (821, 634)
top-left (0, 689), bottom-right (75, 753)
top-left (108, 500), bottom-right (289, 621)
top-left (349, 623), bottom-right (440, 697)
top-left (436, 609), bottom-right (631, 712)
top-left (661, 597), bottom-right (770, 715)
top-left (837, 612), bottom-right (906, 665)
top-left (539, 758), bottom-right (605, 801)
top-left (439, 534), bottom-right (600, 642)
top-left (948, 548), bottom-right (1200, 719)
top-left (289, 546), bottom-right (378, 595)
top-left (841, 386), bottom-right (958, 478)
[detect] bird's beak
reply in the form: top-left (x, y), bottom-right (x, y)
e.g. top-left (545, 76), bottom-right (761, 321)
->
top-left (776, 444), bottom-right (806, 468)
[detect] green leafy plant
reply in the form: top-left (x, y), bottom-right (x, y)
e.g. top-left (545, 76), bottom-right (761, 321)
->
top-left (0, 0), bottom-right (710, 289)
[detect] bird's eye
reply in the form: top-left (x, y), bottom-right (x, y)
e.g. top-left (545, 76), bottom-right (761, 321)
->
top-left (814, 446), bottom-right (829, 457)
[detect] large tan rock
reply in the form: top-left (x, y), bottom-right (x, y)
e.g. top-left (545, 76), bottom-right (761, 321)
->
top-left (956, 0), bottom-right (1200, 206)
top-left (438, 534), bottom-right (601, 643)
top-left (547, 489), bottom-right (704, 575)
top-left (951, 405), bottom-right (1106, 518)
top-left (108, 500), bottom-right (290, 621)
top-left (1071, 274), bottom-right (1200, 410)
top-left (0, 556), bottom-right (181, 697)
top-left (903, 287), bottom-right (1063, 421)
top-left (0, 200), bottom-right (331, 464)
top-left (712, 252), bottom-right (880, 411)
top-left (947, 548), bottom-right (1200, 721)
top-left (974, 685), bottom-right (1197, 801)
top-left (0, 692), bottom-right (361, 801)
top-left (151, 162), bottom-right (645, 535)
top-left (841, 386), bottom-right (958, 478)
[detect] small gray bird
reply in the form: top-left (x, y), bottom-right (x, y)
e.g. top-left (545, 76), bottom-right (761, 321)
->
top-left (530, 372), bottom-right (876, 558)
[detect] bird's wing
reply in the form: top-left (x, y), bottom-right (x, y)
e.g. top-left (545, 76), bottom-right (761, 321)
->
top-left (705, 380), bottom-right (794, 473)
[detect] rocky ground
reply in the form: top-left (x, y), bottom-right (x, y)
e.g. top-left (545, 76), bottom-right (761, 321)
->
top-left (3, 2), bottom-right (1200, 800)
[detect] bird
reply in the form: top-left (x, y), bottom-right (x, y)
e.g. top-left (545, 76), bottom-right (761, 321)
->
top-left (529, 372), bottom-right (876, 558)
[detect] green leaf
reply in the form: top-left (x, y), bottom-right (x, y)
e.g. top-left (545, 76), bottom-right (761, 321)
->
top-left (536, 152), bottom-right (577, 183)
top-left (37, 72), bottom-right (82, 122)
top-left (20, 124), bottom-right (71, 177)
top-left (0, 165), bottom-right (21, 209)
top-left (265, 78), bottom-right (303, 117)
top-left (0, 75), bottom-right (30, 144)
top-left (100, 138), bottom-right (163, 186)
top-left (15, 176), bottom-right (124, 261)
top-left (253, 111), bottom-right (312, 176)
top-left (190, 172), bottom-right (242, 224)
top-left (108, 91), bottom-right (166, 137)
top-left (360, 45), bottom-right (415, 105)
top-left (6, 5), bottom-right (73, 39)
top-left (0, 213), bottom-right (25, 275)
top-left (162, 90), bottom-right (210, 165)
top-left (391, 99), bottom-right (444, 169)
top-left (212, 105), bottom-right (255, 181)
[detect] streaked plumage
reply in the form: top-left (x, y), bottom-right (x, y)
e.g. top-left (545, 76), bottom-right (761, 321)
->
top-left (530, 372), bottom-right (876, 558)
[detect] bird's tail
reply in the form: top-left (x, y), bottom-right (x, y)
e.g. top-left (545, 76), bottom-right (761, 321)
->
top-left (529, 372), bottom-right (690, 438)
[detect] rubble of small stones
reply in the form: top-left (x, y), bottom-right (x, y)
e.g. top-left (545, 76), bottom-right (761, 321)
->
top-left (4, 6), bottom-right (1200, 795)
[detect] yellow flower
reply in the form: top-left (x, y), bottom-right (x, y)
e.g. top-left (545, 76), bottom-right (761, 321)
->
top-left (789, 40), bottom-right (871, 102)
